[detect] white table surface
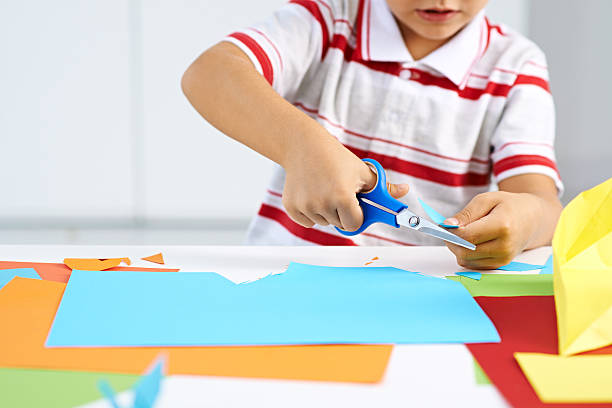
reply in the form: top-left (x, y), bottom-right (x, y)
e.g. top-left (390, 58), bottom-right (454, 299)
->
top-left (0, 244), bottom-right (553, 408)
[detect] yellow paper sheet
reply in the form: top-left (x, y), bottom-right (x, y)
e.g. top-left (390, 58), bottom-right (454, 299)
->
top-left (515, 352), bottom-right (612, 403)
top-left (553, 177), bottom-right (612, 355)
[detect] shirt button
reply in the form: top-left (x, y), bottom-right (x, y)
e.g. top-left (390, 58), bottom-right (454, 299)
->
top-left (400, 70), bottom-right (411, 80)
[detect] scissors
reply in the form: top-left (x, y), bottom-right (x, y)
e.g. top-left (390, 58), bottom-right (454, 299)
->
top-left (335, 158), bottom-right (476, 251)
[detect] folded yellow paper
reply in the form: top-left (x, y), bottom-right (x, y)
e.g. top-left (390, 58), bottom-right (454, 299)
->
top-left (515, 353), bottom-right (612, 403)
top-left (553, 177), bottom-right (612, 355)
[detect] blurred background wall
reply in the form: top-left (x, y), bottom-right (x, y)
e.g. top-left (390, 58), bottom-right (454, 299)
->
top-left (0, 0), bottom-right (609, 244)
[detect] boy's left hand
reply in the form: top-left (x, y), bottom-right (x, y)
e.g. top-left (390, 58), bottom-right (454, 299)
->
top-left (442, 191), bottom-right (553, 269)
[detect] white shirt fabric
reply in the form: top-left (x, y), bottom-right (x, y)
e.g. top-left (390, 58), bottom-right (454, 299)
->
top-left (222, 0), bottom-right (562, 246)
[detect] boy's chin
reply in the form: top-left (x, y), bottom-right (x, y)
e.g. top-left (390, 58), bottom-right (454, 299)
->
top-left (411, 24), bottom-right (464, 41)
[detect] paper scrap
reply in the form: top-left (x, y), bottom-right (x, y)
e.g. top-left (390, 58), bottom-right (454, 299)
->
top-left (64, 258), bottom-right (131, 271)
top-left (0, 277), bottom-right (391, 383)
top-left (46, 264), bottom-right (499, 347)
top-left (0, 268), bottom-right (40, 290)
top-left (539, 255), bottom-right (553, 274)
top-left (552, 177), bottom-right (612, 356)
top-left (0, 367), bottom-right (137, 408)
top-left (467, 296), bottom-right (612, 408)
top-left (418, 198), bottom-right (458, 228)
top-left (141, 253), bottom-right (164, 265)
top-left (0, 260), bottom-right (179, 283)
top-left (515, 353), bottom-right (612, 403)
top-left (99, 356), bottom-right (165, 408)
top-left (455, 271), bottom-right (481, 281)
top-left (446, 274), bottom-right (553, 297)
top-left (496, 261), bottom-right (545, 272)
top-left (473, 358), bottom-right (491, 385)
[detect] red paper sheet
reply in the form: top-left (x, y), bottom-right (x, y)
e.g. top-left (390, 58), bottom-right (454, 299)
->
top-left (0, 261), bottom-right (178, 283)
top-left (468, 296), bottom-right (612, 408)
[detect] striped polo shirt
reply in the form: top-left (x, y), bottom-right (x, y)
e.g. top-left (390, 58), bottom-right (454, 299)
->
top-left (223, 0), bottom-right (563, 246)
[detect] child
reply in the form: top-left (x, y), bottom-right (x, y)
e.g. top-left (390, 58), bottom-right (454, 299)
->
top-left (182, 0), bottom-right (563, 269)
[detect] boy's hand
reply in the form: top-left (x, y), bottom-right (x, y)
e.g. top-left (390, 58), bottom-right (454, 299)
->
top-left (281, 136), bottom-right (409, 231)
top-left (443, 191), bottom-right (549, 269)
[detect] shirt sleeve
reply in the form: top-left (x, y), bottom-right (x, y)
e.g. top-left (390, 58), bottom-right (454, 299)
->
top-left (222, 1), bottom-right (333, 100)
top-left (489, 53), bottom-right (564, 195)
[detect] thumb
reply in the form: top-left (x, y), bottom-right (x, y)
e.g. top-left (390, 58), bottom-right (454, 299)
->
top-left (387, 182), bottom-right (410, 199)
top-left (446, 193), bottom-right (501, 227)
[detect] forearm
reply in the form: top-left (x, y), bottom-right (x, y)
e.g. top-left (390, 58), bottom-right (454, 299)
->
top-left (181, 42), bottom-right (334, 167)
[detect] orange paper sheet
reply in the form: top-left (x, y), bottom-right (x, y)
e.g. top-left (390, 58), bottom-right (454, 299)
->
top-left (0, 278), bottom-right (391, 383)
top-left (63, 258), bottom-right (131, 271)
top-left (0, 261), bottom-right (179, 283)
top-left (141, 253), bottom-right (164, 265)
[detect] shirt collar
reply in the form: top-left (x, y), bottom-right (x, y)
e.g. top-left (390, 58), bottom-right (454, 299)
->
top-left (359, 0), bottom-right (487, 89)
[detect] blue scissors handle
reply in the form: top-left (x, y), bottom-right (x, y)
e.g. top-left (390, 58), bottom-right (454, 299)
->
top-left (336, 158), bottom-right (408, 236)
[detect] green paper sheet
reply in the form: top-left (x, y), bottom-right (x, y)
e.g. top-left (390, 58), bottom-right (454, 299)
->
top-left (0, 368), bottom-right (138, 408)
top-left (446, 274), bottom-right (553, 297)
top-left (473, 358), bottom-right (491, 385)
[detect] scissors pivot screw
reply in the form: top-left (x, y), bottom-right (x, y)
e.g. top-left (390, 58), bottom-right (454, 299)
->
top-left (408, 216), bottom-right (420, 228)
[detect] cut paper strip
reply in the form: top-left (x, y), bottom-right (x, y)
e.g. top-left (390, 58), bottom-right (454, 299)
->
top-left (0, 260), bottom-right (179, 283)
top-left (473, 358), bottom-right (491, 385)
top-left (515, 353), bottom-right (612, 403)
top-left (418, 198), bottom-right (458, 228)
top-left (99, 356), bottom-right (165, 408)
top-left (0, 267), bottom-right (40, 290)
top-left (540, 255), bottom-right (553, 274)
top-left (46, 264), bottom-right (499, 347)
top-left (0, 277), bottom-right (391, 383)
top-left (0, 367), bottom-right (138, 408)
top-left (446, 274), bottom-right (553, 297)
top-left (64, 258), bottom-right (131, 271)
top-left (553, 177), bottom-right (612, 356)
top-left (141, 253), bottom-right (164, 265)
top-left (466, 296), bottom-right (612, 408)
top-left (496, 261), bottom-right (545, 271)
top-left (455, 271), bottom-right (481, 281)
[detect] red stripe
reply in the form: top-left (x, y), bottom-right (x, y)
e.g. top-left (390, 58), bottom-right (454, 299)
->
top-left (258, 204), bottom-right (357, 246)
top-left (267, 189), bottom-right (282, 198)
top-left (294, 101), bottom-right (490, 165)
top-left (290, 0), bottom-right (330, 59)
top-left (346, 145), bottom-right (490, 187)
top-left (513, 74), bottom-right (550, 92)
top-left (525, 60), bottom-right (548, 70)
top-left (365, 0), bottom-right (372, 60)
top-left (485, 17), bottom-right (504, 36)
top-left (228, 32), bottom-right (274, 85)
top-left (496, 141), bottom-right (553, 153)
top-left (493, 154), bottom-right (559, 177)
top-left (249, 28), bottom-right (283, 71)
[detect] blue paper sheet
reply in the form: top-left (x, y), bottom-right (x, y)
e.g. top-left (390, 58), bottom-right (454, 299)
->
top-left (0, 268), bottom-right (40, 291)
top-left (46, 264), bottom-right (500, 347)
top-left (496, 261), bottom-right (545, 272)
top-left (418, 198), bottom-right (458, 229)
top-left (539, 255), bottom-right (553, 274)
top-left (99, 356), bottom-right (164, 408)
top-left (456, 271), bottom-right (482, 281)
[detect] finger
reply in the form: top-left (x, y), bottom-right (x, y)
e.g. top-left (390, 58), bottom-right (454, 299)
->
top-left (337, 196), bottom-right (364, 232)
top-left (320, 208), bottom-right (343, 229)
top-left (387, 182), bottom-right (410, 199)
top-left (446, 192), bottom-right (504, 227)
top-left (306, 213), bottom-right (330, 226)
top-left (287, 210), bottom-right (315, 228)
top-left (452, 206), bottom-right (510, 246)
top-left (446, 238), bottom-right (503, 262)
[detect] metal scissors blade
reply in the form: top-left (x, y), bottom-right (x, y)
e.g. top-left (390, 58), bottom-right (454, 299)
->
top-left (396, 208), bottom-right (476, 250)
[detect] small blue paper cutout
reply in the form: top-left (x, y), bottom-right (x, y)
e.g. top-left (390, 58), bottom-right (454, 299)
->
top-left (496, 261), bottom-right (545, 272)
top-left (456, 271), bottom-right (482, 281)
top-left (418, 198), bottom-right (458, 229)
top-left (0, 268), bottom-right (41, 291)
top-left (539, 255), bottom-right (553, 274)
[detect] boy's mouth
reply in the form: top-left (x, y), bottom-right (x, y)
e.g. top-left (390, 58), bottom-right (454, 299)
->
top-left (415, 8), bottom-right (459, 23)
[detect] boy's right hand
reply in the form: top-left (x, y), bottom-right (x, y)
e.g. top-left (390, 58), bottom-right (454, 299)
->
top-left (281, 135), bottom-right (409, 232)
